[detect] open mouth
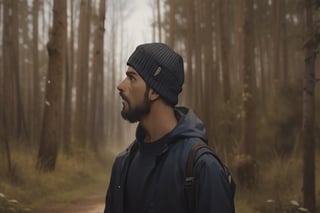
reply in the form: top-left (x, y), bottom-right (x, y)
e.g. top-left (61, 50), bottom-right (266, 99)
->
top-left (119, 93), bottom-right (129, 109)
top-left (119, 93), bottom-right (129, 103)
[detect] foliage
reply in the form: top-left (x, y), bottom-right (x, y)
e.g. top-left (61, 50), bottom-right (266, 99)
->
top-left (255, 199), bottom-right (310, 213)
top-left (234, 148), bottom-right (320, 212)
top-left (313, 0), bottom-right (320, 9)
top-left (0, 193), bottom-right (31, 213)
top-left (258, 82), bottom-right (302, 159)
top-left (214, 92), bottom-right (243, 152)
top-left (0, 145), bottom-right (115, 211)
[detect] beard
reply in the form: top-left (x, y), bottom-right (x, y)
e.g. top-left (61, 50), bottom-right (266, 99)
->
top-left (120, 88), bottom-right (151, 123)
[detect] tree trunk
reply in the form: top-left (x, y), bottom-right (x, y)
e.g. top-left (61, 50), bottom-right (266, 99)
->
top-left (194, 0), bottom-right (204, 116)
top-left (1, 0), bottom-right (12, 171)
top-left (0, 110), bottom-right (12, 173)
top-left (185, 0), bottom-right (195, 106)
top-left (2, 0), bottom-right (21, 142)
top-left (32, 0), bottom-right (40, 146)
top-left (302, 0), bottom-right (317, 211)
top-left (231, 1), bottom-right (244, 87)
top-left (37, 0), bottom-right (66, 172)
top-left (89, 0), bottom-right (106, 152)
top-left (168, 0), bottom-right (175, 48)
top-left (62, 0), bottom-right (74, 155)
top-left (203, 0), bottom-right (215, 144)
top-left (238, 0), bottom-right (257, 188)
top-left (19, 0), bottom-right (32, 144)
top-left (272, 0), bottom-right (283, 83)
top-left (281, 1), bottom-right (288, 82)
top-left (74, 0), bottom-right (91, 147)
top-left (219, 0), bottom-right (231, 103)
top-left (15, 0), bottom-right (29, 142)
top-left (258, 36), bottom-right (266, 115)
top-left (157, 0), bottom-right (162, 42)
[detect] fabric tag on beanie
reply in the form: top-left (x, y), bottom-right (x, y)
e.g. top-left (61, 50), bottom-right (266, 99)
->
top-left (153, 66), bottom-right (162, 77)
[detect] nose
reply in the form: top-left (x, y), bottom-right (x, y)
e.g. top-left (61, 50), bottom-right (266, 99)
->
top-left (117, 78), bottom-right (125, 92)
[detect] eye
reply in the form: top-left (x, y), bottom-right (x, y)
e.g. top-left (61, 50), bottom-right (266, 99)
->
top-left (127, 74), bottom-right (135, 81)
top-left (125, 71), bottom-right (137, 82)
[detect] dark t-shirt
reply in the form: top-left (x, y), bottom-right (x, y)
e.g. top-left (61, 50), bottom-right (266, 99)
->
top-left (125, 135), bottom-right (169, 213)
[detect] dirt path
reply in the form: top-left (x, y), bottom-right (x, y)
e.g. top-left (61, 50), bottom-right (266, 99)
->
top-left (36, 193), bottom-right (105, 213)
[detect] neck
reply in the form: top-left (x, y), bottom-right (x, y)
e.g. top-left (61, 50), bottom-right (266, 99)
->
top-left (140, 101), bottom-right (177, 143)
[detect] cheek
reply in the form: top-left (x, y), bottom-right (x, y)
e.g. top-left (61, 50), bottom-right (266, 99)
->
top-left (132, 92), bottom-right (143, 103)
top-left (133, 90), bottom-right (146, 104)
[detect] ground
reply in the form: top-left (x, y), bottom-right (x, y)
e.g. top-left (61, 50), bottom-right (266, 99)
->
top-left (35, 192), bottom-right (105, 213)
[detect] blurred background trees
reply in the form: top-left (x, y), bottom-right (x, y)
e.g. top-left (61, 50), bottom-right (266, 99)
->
top-left (0, 0), bottom-right (319, 212)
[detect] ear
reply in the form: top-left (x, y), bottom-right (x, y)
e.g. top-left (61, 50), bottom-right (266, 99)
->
top-left (148, 88), bottom-right (160, 102)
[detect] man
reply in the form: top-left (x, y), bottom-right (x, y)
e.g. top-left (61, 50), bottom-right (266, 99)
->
top-left (104, 43), bottom-right (235, 213)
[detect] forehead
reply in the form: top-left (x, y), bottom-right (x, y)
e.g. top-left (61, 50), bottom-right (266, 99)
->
top-left (127, 66), bottom-right (138, 74)
top-left (126, 66), bottom-right (144, 80)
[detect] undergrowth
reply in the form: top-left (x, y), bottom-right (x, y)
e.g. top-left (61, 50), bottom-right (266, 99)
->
top-left (0, 145), bottom-right (115, 212)
top-left (234, 149), bottom-right (320, 213)
top-left (1, 143), bottom-right (319, 213)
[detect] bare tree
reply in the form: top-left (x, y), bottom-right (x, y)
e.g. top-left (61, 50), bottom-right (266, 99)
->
top-left (19, 0), bottom-right (33, 144)
top-left (219, 0), bottom-right (231, 103)
top-left (238, 0), bottom-right (257, 188)
top-left (167, 0), bottom-right (175, 47)
top-left (2, 0), bottom-right (25, 142)
top-left (73, 0), bottom-right (91, 147)
top-left (1, 0), bottom-right (14, 174)
top-left (185, 0), bottom-right (196, 107)
top-left (281, 0), bottom-right (288, 82)
top-left (1, 0), bottom-right (28, 159)
top-left (194, 0), bottom-right (204, 116)
top-left (272, 0), bottom-right (283, 83)
top-left (37, 0), bottom-right (66, 171)
top-left (88, 0), bottom-right (106, 152)
top-left (62, 0), bottom-right (74, 155)
top-left (203, 0), bottom-right (215, 145)
top-left (157, 0), bottom-right (162, 42)
top-left (302, 0), bottom-right (318, 211)
top-left (32, 0), bottom-right (40, 146)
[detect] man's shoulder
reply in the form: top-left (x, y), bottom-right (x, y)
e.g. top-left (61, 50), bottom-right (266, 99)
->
top-left (115, 141), bottom-right (136, 159)
top-left (175, 139), bottom-right (225, 173)
top-left (110, 141), bottom-right (137, 174)
top-left (167, 137), bottom-right (208, 164)
top-left (170, 137), bottom-right (207, 152)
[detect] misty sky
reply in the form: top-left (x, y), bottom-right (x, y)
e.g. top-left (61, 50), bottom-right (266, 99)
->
top-left (125, 0), bottom-right (153, 47)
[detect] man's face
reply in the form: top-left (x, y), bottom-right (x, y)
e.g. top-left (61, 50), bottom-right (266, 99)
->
top-left (117, 66), bottom-right (151, 123)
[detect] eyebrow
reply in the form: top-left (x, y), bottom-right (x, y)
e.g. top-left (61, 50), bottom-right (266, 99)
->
top-left (126, 70), bottom-right (138, 76)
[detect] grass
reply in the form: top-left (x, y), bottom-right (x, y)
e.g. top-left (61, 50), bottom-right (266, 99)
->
top-left (234, 149), bottom-right (320, 213)
top-left (0, 145), bottom-right (116, 212)
top-left (1, 144), bottom-right (319, 213)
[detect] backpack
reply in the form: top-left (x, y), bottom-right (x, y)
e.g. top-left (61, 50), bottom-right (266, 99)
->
top-left (184, 141), bottom-right (236, 212)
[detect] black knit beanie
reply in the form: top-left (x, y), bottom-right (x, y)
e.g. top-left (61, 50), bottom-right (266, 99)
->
top-left (127, 43), bottom-right (184, 106)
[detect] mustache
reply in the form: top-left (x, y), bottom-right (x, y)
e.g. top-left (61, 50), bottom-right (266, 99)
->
top-left (119, 93), bottom-right (129, 103)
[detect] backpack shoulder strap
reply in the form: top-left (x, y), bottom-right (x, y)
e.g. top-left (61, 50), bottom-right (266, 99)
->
top-left (184, 141), bottom-right (208, 213)
top-left (186, 141), bottom-right (208, 178)
top-left (184, 141), bottom-right (236, 213)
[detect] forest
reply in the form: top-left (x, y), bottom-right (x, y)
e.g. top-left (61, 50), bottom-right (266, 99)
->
top-left (0, 0), bottom-right (319, 212)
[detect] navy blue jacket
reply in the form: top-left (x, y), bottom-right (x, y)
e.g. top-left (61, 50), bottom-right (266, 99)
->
top-left (104, 107), bottom-right (235, 213)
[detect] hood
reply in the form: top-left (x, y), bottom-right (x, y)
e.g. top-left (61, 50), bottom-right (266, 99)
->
top-left (171, 107), bottom-right (208, 143)
top-left (135, 107), bottom-right (208, 144)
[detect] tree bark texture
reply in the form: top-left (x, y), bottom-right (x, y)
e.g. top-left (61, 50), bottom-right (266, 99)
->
top-left (74, 0), bottom-right (91, 147)
top-left (89, 0), bottom-right (106, 152)
top-left (37, 0), bottom-right (66, 171)
top-left (302, 0), bottom-right (317, 211)
top-left (239, 0), bottom-right (257, 188)
top-left (32, 0), bottom-right (40, 146)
